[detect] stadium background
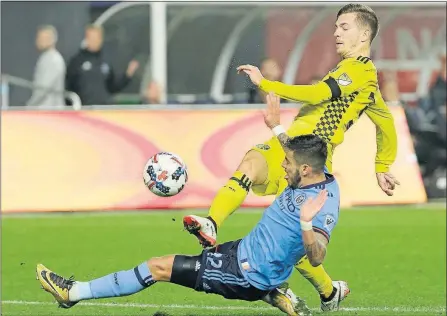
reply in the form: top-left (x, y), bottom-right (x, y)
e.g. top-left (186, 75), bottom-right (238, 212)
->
top-left (1, 2), bottom-right (446, 316)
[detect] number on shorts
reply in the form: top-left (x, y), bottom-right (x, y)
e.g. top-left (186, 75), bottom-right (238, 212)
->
top-left (206, 253), bottom-right (223, 269)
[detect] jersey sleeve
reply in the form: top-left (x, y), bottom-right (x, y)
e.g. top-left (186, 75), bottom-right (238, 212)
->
top-left (365, 91), bottom-right (398, 173)
top-left (311, 203), bottom-right (339, 243)
top-left (327, 57), bottom-right (377, 98)
top-left (259, 78), bottom-right (333, 105)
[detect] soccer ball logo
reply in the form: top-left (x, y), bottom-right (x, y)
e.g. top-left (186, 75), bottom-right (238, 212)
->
top-left (143, 152), bottom-right (188, 197)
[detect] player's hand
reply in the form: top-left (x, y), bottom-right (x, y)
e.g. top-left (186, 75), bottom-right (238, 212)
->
top-left (126, 60), bottom-right (140, 77)
top-left (263, 92), bottom-right (281, 129)
top-left (237, 64), bottom-right (264, 86)
top-left (300, 190), bottom-right (328, 222)
top-left (376, 172), bottom-right (400, 196)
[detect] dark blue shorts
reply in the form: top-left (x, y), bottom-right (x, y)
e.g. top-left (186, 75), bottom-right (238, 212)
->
top-left (194, 240), bottom-right (269, 301)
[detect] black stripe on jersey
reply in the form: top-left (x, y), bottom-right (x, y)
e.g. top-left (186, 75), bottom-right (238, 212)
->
top-left (312, 227), bottom-right (330, 243)
top-left (356, 56), bottom-right (371, 64)
top-left (230, 174), bottom-right (252, 192)
top-left (323, 77), bottom-right (341, 99)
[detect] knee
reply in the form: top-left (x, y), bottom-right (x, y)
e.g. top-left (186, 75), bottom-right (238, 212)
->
top-left (237, 150), bottom-right (268, 185)
top-left (148, 256), bottom-right (173, 282)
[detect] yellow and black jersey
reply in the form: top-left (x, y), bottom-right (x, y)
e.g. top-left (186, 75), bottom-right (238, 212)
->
top-left (259, 56), bottom-right (397, 173)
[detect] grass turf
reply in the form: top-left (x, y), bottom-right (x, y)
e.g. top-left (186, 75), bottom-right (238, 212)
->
top-left (1, 206), bottom-right (446, 315)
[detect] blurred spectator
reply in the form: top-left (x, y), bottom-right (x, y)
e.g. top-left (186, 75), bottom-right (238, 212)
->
top-left (66, 24), bottom-right (139, 105)
top-left (141, 81), bottom-right (162, 105)
top-left (248, 58), bottom-right (281, 104)
top-left (27, 25), bottom-right (66, 108)
top-left (430, 49), bottom-right (446, 140)
top-left (402, 49), bottom-right (446, 198)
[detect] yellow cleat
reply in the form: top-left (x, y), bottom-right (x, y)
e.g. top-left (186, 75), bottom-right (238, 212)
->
top-left (36, 263), bottom-right (77, 309)
top-left (263, 282), bottom-right (312, 316)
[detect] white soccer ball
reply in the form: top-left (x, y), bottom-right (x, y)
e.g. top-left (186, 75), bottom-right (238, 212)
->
top-left (143, 152), bottom-right (188, 197)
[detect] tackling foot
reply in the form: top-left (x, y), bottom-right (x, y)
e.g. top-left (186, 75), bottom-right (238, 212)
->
top-left (183, 215), bottom-right (217, 248)
top-left (36, 263), bottom-right (78, 309)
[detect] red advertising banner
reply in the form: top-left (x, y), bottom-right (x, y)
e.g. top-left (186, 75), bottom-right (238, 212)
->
top-left (1, 107), bottom-right (426, 213)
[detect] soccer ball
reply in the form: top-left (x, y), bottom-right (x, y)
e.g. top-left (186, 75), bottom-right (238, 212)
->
top-left (143, 152), bottom-right (188, 197)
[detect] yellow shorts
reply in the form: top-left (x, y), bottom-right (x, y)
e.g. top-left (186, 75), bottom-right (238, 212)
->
top-left (250, 134), bottom-right (334, 197)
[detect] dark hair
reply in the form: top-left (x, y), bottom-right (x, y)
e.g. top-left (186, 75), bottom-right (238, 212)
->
top-left (337, 3), bottom-right (379, 42)
top-left (287, 135), bottom-right (328, 173)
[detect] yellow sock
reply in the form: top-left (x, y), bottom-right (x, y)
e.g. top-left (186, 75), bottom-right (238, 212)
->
top-left (208, 171), bottom-right (252, 228)
top-left (295, 256), bottom-right (334, 298)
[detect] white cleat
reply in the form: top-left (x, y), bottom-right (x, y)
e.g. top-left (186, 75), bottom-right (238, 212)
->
top-left (183, 215), bottom-right (217, 248)
top-left (320, 281), bottom-right (350, 312)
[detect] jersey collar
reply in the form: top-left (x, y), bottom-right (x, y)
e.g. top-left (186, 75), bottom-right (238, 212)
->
top-left (300, 173), bottom-right (335, 190)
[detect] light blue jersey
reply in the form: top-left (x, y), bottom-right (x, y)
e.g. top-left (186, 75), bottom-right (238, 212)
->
top-left (237, 172), bottom-right (340, 291)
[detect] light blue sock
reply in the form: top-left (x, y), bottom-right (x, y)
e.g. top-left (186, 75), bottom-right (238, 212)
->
top-left (70, 262), bottom-right (155, 301)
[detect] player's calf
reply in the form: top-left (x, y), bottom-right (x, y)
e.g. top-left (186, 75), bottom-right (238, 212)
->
top-left (37, 259), bottom-right (161, 306)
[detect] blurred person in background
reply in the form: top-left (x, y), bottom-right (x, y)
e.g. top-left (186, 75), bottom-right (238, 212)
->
top-left (66, 24), bottom-right (139, 105)
top-left (419, 49), bottom-right (446, 195)
top-left (141, 81), bottom-right (162, 105)
top-left (430, 48), bottom-right (446, 140)
top-left (27, 25), bottom-right (66, 108)
top-left (248, 58), bottom-right (281, 104)
top-left (400, 48), bottom-right (446, 198)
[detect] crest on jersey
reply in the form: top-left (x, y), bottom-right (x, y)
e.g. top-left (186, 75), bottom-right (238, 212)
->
top-left (295, 193), bottom-right (306, 205)
top-left (324, 215), bottom-right (336, 231)
top-left (255, 144), bottom-right (270, 150)
top-left (337, 73), bottom-right (352, 86)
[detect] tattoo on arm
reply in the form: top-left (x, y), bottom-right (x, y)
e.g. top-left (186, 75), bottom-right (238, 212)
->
top-left (277, 133), bottom-right (290, 151)
top-left (304, 233), bottom-right (328, 267)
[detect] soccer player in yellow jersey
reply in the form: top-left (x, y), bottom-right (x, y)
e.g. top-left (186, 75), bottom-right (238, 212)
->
top-left (184, 3), bottom-right (400, 312)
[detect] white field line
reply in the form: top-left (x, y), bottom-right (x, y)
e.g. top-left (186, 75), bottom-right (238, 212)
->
top-left (2, 300), bottom-right (446, 314)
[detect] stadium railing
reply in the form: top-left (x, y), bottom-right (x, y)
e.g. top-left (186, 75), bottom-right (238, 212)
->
top-left (0, 74), bottom-right (82, 110)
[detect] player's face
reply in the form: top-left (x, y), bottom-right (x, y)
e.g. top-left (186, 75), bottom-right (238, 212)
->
top-left (282, 151), bottom-right (301, 189)
top-left (334, 13), bottom-right (365, 57)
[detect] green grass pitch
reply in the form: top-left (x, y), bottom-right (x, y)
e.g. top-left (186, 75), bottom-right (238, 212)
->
top-left (2, 206), bottom-right (446, 316)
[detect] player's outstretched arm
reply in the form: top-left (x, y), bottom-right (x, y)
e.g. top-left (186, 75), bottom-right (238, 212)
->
top-left (263, 92), bottom-right (291, 151)
top-left (237, 64), bottom-right (335, 105)
top-left (365, 92), bottom-right (400, 196)
top-left (300, 190), bottom-right (329, 267)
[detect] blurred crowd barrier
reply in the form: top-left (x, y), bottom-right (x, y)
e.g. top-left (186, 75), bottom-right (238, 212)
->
top-left (1, 106), bottom-right (426, 213)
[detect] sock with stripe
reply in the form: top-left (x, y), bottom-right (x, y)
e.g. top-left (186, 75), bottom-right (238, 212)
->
top-left (69, 262), bottom-right (155, 301)
top-left (208, 171), bottom-right (252, 228)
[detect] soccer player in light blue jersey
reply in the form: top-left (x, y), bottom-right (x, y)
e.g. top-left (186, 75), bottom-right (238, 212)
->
top-left (37, 93), bottom-right (343, 316)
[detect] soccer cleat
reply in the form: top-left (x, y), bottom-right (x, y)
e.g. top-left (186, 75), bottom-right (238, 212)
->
top-left (183, 215), bottom-right (217, 248)
top-left (263, 282), bottom-right (312, 316)
top-left (320, 280), bottom-right (350, 312)
top-left (36, 263), bottom-right (78, 309)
